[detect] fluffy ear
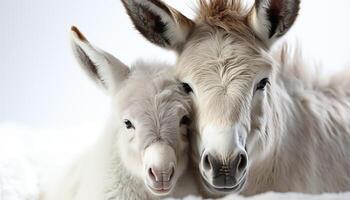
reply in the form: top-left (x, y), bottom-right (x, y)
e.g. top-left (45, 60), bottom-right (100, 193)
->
top-left (70, 26), bottom-right (130, 94)
top-left (249, 0), bottom-right (300, 47)
top-left (121, 0), bottom-right (194, 51)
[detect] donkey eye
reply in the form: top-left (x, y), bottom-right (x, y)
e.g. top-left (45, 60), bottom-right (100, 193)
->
top-left (181, 82), bottom-right (193, 94)
top-left (124, 119), bottom-right (135, 129)
top-left (256, 78), bottom-right (270, 91)
top-left (180, 115), bottom-right (192, 126)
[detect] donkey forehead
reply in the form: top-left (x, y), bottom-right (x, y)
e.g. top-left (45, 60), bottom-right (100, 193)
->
top-left (127, 96), bottom-right (189, 119)
top-left (137, 107), bottom-right (182, 150)
top-left (117, 73), bottom-right (192, 117)
top-left (178, 28), bottom-right (268, 71)
top-left (132, 94), bottom-right (189, 150)
top-left (177, 27), bottom-right (272, 87)
top-left (176, 28), bottom-right (271, 125)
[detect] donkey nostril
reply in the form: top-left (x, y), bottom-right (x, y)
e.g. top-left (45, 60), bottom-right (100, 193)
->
top-left (203, 154), bottom-right (212, 171)
top-left (237, 153), bottom-right (247, 172)
top-left (148, 168), bottom-right (156, 181)
top-left (169, 166), bottom-right (175, 181)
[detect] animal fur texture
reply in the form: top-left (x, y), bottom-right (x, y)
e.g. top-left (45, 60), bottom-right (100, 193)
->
top-left (41, 27), bottom-right (198, 200)
top-left (121, 0), bottom-right (350, 198)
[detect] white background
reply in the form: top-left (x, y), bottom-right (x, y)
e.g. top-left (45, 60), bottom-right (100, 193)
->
top-left (1, 0), bottom-right (350, 129)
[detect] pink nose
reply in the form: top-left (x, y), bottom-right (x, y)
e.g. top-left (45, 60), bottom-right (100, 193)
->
top-left (147, 166), bottom-right (175, 190)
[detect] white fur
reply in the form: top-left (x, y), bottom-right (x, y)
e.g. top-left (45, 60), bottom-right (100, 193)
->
top-left (41, 27), bottom-right (198, 200)
top-left (176, 26), bottom-right (350, 197)
top-left (121, 0), bottom-right (350, 198)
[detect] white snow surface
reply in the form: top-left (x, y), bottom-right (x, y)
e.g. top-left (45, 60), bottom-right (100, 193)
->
top-left (1, 122), bottom-right (350, 200)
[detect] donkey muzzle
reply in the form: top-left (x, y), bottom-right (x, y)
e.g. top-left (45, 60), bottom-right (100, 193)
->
top-left (200, 151), bottom-right (248, 191)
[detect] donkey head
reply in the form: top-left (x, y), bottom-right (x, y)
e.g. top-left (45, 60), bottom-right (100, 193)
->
top-left (122, 0), bottom-right (299, 195)
top-left (70, 26), bottom-right (193, 196)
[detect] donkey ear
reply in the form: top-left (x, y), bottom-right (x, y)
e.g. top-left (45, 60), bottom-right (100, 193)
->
top-left (121, 0), bottom-right (194, 51)
top-left (249, 0), bottom-right (300, 47)
top-left (70, 26), bottom-right (130, 94)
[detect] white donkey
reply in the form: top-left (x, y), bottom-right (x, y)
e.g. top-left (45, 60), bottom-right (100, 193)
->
top-left (121, 0), bottom-right (350, 198)
top-left (41, 26), bottom-right (198, 200)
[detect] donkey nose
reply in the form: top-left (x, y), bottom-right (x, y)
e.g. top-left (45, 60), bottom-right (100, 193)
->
top-left (148, 166), bottom-right (175, 183)
top-left (201, 151), bottom-right (247, 188)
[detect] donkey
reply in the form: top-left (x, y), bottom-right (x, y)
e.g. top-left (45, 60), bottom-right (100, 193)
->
top-left (121, 0), bottom-right (350, 198)
top-left (41, 26), bottom-right (198, 200)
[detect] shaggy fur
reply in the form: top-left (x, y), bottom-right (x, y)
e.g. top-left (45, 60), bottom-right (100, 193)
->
top-left (121, 0), bottom-right (350, 198)
top-left (41, 27), bottom-right (198, 200)
top-left (240, 43), bottom-right (350, 196)
top-left (197, 0), bottom-right (253, 36)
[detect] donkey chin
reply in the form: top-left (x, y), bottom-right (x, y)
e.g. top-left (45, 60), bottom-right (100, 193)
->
top-left (200, 171), bottom-right (247, 194)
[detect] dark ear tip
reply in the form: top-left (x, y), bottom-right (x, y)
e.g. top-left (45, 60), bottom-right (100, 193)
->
top-left (71, 26), bottom-right (87, 42)
top-left (121, 0), bottom-right (131, 8)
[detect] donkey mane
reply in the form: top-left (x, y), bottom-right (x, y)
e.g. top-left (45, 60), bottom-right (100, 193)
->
top-left (198, 0), bottom-right (249, 19)
top-left (196, 0), bottom-right (254, 38)
top-left (275, 43), bottom-right (337, 91)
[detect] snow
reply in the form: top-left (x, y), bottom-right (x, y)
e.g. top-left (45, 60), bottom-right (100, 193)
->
top-left (0, 122), bottom-right (100, 200)
top-left (1, 122), bottom-right (350, 200)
